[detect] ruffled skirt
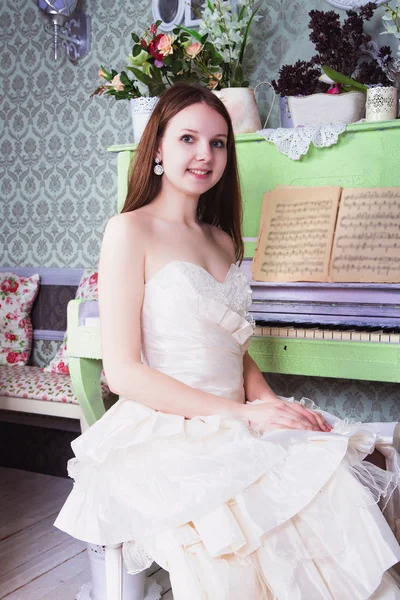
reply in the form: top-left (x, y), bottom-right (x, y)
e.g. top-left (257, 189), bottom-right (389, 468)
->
top-left (55, 397), bottom-right (400, 599)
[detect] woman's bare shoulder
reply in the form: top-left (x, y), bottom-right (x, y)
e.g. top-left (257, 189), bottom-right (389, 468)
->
top-left (104, 210), bottom-right (154, 245)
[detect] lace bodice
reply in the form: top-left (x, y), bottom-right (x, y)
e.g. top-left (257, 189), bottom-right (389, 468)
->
top-left (145, 261), bottom-right (255, 326)
top-left (141, 261), bottom-right (255, 403)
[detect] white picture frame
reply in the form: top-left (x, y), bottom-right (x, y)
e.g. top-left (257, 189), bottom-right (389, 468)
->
top-left (324, 0), bottom-right (386, 9)
top-left (152, 0), bottom-right (185, 32)
top-left (184, 0), bottom-right (204, 27)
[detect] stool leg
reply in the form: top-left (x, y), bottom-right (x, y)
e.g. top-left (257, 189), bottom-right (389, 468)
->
top-left (105, 544), bottom-right (123, 600)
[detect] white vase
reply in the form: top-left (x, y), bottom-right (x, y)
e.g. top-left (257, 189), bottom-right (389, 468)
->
top-left (287, 92), bottom-right (366, 127)
top-left (130, 97), bottom-right (159, 144)
top-left (212, 87), bottom-right (262, 134)
top-left (365, 86), bottom-right (398, 122)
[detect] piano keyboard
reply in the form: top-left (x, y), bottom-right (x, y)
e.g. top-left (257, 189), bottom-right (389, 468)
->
top-left (253, 326), bottom-right (400, 344)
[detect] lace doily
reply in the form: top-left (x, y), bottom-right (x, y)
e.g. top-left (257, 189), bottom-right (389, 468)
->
top-left (130, 97), bottom-right (159, 114)
top-left (75, 575), bottom-right (162, 600)
top-left (257, 123), bottom-right (347, 161)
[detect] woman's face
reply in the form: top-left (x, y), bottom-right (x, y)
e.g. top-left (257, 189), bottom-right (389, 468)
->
top-left (157, 102), bottom-right (228, 197)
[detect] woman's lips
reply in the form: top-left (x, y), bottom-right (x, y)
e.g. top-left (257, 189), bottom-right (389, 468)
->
top-left (187, 169), bottom-right (211, 180)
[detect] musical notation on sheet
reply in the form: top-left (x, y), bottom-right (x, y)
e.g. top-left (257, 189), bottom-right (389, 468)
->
top-left (252, 187), bottom-right (341, 282)
top-left (330, 188), bottom-right (400, 283)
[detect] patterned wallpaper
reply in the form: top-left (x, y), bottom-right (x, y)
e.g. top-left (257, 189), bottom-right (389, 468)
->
top-left (1, 0), bottom-right (397, 419)
top-left (0, 0), bottom-right (389, 268)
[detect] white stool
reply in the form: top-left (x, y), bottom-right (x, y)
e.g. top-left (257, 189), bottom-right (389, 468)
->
top-left (86, 543), bottom-right (146, 600)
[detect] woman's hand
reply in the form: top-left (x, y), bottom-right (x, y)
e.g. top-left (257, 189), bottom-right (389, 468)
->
top-left (245, 396), bottom-right (332, 433)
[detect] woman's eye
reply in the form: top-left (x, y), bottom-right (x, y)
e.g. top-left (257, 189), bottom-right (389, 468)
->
top-left (212, 140), bottom-right (225, 148)
top-left (181, 135), bottom-right (194, 143)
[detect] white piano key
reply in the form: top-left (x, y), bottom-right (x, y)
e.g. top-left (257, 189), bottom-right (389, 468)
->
top-left (350, 332), bottom-right (362, 341)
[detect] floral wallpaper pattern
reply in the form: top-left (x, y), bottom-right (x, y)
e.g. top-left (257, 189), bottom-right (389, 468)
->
top-left (0, 0), bottom-right (396, 419)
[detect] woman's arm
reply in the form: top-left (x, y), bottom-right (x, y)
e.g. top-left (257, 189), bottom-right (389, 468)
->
top-left (99, 214), bottom-right (249, 420)
top-left (99, 216), bottom-right (327, 431)
top-left (243, 351), bottom-right (279, 403)
top-left (243, 350), bottom-right (330, 431)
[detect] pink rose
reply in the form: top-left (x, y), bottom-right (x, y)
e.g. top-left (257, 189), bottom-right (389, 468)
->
top-left (89, 273), bottom-right (98, 286)
top-left (1, 279), bottom-right (12, 293)
top-left (5, 333), bottom-right (17, 341)
top-left (6, 352), bottom-right (18, 364)
top-left (186, 42), bottom-right (203, 58)
top-left (111, 74), bottom-right (124, 92)
top-left (58, 362), bottom-right (69, 375)
top-left (158, 34), bottom-right (174, 57)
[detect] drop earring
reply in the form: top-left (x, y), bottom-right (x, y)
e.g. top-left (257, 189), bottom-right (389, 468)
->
top-left (153, 157), bottom-right (164, 175)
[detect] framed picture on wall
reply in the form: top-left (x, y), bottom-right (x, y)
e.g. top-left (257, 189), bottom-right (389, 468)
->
top-left (152, 0), bottom-right (185, 31)
top-left (184, 0), bottom-right (203, 27)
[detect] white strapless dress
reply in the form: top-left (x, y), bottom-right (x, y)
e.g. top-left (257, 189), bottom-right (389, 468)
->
top-left (55, 261), bottom-right (400, 599)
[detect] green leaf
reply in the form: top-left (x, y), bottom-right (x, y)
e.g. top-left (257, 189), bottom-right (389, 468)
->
top-left (322, 65), bottom-right (368, 92)
top-left (238, 2), bottom-right (260, 65)
top-left (131, 32), bottom-right (140, 43)
top-left (200, 34), bottom-right (208, 44)
top-left (131, 44), bottom-right (142, 57)
top-left (126, 65), bottom-right (153, 87)
top-left (162, 54), bottom-right (174, 66)
top-left (233, 63), bottom-right (244, 85)
top-left (176, 25), bottom-right (203, 42)
top-left (171, 61), bottom-right (182, 75)
top-left (155, 20), bottom-right (162, 27)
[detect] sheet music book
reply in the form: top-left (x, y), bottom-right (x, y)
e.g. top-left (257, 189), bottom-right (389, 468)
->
top-left (251, 186), bottom-right (400, 283)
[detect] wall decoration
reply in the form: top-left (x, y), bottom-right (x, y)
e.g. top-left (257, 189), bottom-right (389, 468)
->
top-left (152, 0), bottom-right (185, 31)
top-left (185, 0), bottom-right (203, 26)
top-left (324, 0), bottom-right (386, 9)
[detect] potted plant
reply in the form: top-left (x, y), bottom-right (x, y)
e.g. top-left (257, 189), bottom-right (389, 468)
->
top-left (272, 4), bottom-right (393, 127)
top-left (91, 21), bottom-right (213, 142)
top-left (182, 0), bottom-right (264, 133)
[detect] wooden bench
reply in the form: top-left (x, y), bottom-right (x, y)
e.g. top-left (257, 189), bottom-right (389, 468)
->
top-left (0, 267), bottom-right (95, 432)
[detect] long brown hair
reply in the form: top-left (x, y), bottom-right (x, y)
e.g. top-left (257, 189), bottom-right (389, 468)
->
top-left (121, 83), bottom-right (244, 264)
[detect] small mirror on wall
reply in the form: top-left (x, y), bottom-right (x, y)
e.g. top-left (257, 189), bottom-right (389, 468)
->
top-left (152, 0), bottom-right (185, 31)
top-left (324, 0), bottom-right (386, 8)
top-left (185, 0), bottom-right (203, 27)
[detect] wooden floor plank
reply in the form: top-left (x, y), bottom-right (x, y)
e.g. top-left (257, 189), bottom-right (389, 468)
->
top-left (37, 567), bottom-right (90, 600)
top-left (0, 526), bottom-right (75, 577)
top-left (0, 478), bottom-right (71, 517)
top-left (0, 516), bottom-right (59, 560)
top-left (0, 468), bottom-right (174, 600)
top-left (0, 491), bottom-right (71, 542)
top-left (155, 569), bottom-right (172, 596)
top-left (0, 538), bottom-right (86, 598)
top-left (2, 551), bottom-right (88, 600)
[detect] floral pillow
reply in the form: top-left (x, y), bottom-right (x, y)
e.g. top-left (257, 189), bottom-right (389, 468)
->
top-left (0, 273), bottom-right (40, 366)
top-left (44, 268), bottom-right (99, 375)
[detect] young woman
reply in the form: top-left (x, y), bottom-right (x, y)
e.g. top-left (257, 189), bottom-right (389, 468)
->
top-left (56, 83), bottom-right (400, 599)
